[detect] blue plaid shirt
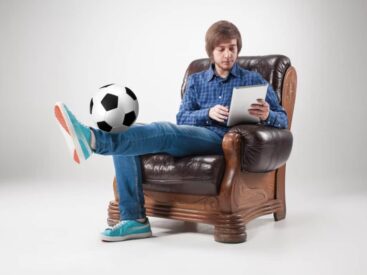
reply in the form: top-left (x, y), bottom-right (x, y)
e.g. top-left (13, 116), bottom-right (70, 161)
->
top-left (176, 62), bottom-right (288, 138)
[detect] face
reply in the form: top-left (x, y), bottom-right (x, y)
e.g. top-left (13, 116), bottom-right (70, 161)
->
top-left (212, 39), bottom-right (238, 73)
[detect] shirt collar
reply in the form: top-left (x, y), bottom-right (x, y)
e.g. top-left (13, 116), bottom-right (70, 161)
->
top-left (205, 62), bottom-right (241, 82)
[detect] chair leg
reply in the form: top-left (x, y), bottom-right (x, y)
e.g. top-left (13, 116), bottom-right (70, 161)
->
top-left (274, 203), bottom-right (286, 221)
top-left (214, 221), bottom-right (247, 243)
top-left (274, 166), bottom-right (286, 221)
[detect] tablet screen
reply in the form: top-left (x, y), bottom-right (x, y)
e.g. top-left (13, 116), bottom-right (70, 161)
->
top-left (227, 84), bottom-right (268, 127)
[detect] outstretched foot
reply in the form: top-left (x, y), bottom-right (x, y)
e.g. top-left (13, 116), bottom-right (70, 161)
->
top-left (54, 102), bottom-right (92, 164)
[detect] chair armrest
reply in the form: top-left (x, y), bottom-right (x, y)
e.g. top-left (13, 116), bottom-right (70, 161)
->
top-left (226, 124), bottom-right (293, 172)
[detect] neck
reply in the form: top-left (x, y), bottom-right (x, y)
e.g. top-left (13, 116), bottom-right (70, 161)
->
top-left (214, 65), bottom-right (230, 78)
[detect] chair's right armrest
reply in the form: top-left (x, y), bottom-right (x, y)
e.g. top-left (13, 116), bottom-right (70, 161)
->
top-left (223, 124), bottom-right (293, 173)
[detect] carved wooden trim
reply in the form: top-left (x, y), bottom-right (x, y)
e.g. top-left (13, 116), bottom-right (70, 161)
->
top-left (108, 197), bottom-right (283, 226)
top-left (144, 191), bottom-right (219, 213)
top-left (113, 177), bottom-right (119, 202)
top-left (274, 165), bottom-right (286, 221)
top-left (282, 66), bottom-right (297, 129)
top-left (218, 132), bottom-right (241, 213)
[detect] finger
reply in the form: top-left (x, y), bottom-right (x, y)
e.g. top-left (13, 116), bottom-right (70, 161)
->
top-left (258, 99), bottom-right (269, 109)
top-left (216, 112), bottom-right (229, 120)
top-left (217, 105), bottom-right (229, 112)
top-left (253, 104), bottom-right (266, 111)
top-left (257, 98), bottom-right (266, 104)
top-left (216, 113), bottom-right (228, 120)
top-left (218, 109), bottom-right (229, 115)
top-left (214, 107), bottom-right (228, 114)
top-left (248, 107), bottom-right (262, 112)
top-left (250, 104), bottom-right (263, 108)
top-left (260, 106), bottom-right (269, 112)
top-left (248, 109), bottom-right (261, 117)
top-left (248, 111), bottom-right (259, 117)
top-left (214, 116), bottom-right (225, 122)
top-left (259, 102), bottom-right (269, 111)
top-left (261, 101), bottom-right (269, 108)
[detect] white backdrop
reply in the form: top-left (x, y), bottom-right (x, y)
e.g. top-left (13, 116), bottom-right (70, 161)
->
top-left (0, 0), bottom-right (366, 189)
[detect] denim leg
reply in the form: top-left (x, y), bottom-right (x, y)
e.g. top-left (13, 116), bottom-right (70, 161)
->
top-left (92, 122), bottom-right (223, 157)
top-left (162, 124), bottom-right (223, 157)
top-left (93, 122), bottom-right (223, 221)
top-left (113, 155), bottom-right (146, 220)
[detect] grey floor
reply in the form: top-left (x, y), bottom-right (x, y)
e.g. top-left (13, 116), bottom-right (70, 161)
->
top-left (0, 178), bottom-right (365, 275)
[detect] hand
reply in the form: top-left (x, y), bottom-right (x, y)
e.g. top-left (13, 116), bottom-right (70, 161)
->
top-left (209, 105), bottom-right (229, 123)
top-left (248, 99), bottom-right (270, 121)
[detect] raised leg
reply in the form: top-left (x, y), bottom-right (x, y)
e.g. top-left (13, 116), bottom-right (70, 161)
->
top-left (93, 122), bottom-right (223, 157)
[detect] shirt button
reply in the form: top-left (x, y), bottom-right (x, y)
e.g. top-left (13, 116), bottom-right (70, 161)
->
top-left (219, 96), bottom-right (222, 99)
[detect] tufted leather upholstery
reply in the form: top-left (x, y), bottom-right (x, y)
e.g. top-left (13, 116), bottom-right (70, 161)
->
top-left (142, 55), bottom-right (293, 195)
top-left (228, 124), bottom-right (293, 172)
top-left (141, 154), bottom-right (225, 195)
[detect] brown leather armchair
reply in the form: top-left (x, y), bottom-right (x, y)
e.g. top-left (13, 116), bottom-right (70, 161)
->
top-left (107, 55), bottom-right (297, 243)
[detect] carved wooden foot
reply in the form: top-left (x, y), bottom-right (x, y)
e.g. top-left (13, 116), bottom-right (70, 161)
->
top-left (214, 222), bottom-right (247, 243)
top-left (107, 200), bottom-right (120, 226)
top-left (274, 199), bottom-right (286, 221)
top-left (274, 207), bottom-right (286, 221)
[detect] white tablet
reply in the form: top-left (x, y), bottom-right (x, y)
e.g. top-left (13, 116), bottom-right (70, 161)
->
top-left (227, 84), bottom-right (268, 127)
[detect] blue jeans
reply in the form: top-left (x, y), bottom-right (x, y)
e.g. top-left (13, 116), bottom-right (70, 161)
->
top-left (92, 122), bottom-right (223, 220)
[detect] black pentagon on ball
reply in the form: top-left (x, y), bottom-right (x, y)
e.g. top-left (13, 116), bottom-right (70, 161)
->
top-left (97, 121), bottom-right (113, 132)
top-left (123, 111), bottom-right (136, 126)
top-left (125, 87), bottom-right (137, 100)
top-left (89, 98), bottom-right (94, 114)
top-left (101, 93), bottom-right (118, 111)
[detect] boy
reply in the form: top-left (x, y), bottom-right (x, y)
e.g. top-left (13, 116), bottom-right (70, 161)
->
top-left (55, 20), bottom-right (287, 242)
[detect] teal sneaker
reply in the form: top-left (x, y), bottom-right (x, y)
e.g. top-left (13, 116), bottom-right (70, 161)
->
top-left (54, 102), bottom-right (92, 164)
top-left (101, 218), bottom-right (152, 242)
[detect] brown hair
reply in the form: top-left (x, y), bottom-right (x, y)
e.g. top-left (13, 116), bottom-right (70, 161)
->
top-left (205, 20), bottom-right (242, 59)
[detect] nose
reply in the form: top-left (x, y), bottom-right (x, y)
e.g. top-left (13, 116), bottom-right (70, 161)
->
top-left (224, 48), bottom-right (231, 58)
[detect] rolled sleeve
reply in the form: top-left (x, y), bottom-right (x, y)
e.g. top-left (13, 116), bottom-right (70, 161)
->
top-left (263, 110), bottom-right (277, 125)
top-left (176, 76), bottom-right (211, 126)
top-left (195, 108), bottom-right (211, 125)
top-left (261, 81), bottom-right (288, 129)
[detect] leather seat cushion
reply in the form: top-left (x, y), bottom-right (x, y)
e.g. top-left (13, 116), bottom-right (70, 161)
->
top-left (141, 154), bottom-right (225, 195)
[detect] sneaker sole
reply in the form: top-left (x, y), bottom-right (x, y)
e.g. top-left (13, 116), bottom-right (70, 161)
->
top-left (100, 231), bottom-right (152, 242)
top-left (54, 103), bottom-right (87, 164)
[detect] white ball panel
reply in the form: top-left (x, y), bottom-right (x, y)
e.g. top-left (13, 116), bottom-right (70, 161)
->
top-left (91, 92), bottom-right (108, 122)
top-left (105, 106), bottom-right (124, 127)
top-left (119, 92), bottom-right (139, 116)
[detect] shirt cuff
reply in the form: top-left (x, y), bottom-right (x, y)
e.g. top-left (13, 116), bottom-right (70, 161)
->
top-left (262, 110), bottom-right (277, 126)
top-left (195, 108), bottom-right (211, 125)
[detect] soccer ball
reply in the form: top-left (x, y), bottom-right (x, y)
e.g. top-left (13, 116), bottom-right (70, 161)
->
top-left (90, 83), bottom-right (139, 133)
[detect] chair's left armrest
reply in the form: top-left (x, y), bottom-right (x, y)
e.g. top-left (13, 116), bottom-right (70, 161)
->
top-left (225, 124), bottom-right (293, 172)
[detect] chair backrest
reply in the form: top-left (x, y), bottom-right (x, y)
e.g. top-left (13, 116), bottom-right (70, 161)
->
top-left (180, 55), bottom-right (291, 104)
